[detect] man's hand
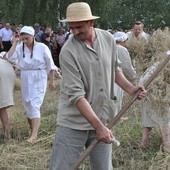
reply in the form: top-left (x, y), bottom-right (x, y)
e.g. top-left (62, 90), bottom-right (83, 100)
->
top-left (130, 85), bottom-right (147, 99)
top-left (96, 124), bottom-right (115, 144)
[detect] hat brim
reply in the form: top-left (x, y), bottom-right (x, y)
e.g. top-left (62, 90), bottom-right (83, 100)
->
top-left (60, 16), bottom-right (100, 22)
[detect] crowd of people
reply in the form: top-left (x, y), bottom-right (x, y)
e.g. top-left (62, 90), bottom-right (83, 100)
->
top-left (0, 22), bottom-right (69, 68)
top-left (0, 2), bottom-right (169, 170)
top-left (0, 22), bottom-right (68, 143)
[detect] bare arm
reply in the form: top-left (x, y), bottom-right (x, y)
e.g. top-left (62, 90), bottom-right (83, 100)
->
top-left (76, 98), bottom-right (114, 143)
top-left (7, 36), bottom-right (19, 58)
top-left (0, 37), bottom-right (3, 50)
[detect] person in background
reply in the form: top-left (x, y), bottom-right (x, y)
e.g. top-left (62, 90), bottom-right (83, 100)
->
top-left (126, 21), bottom-right (149, 41)
top-left (10, 23), bottom-right (16, 32)
top-left (0, 51), bottom-right (16, 139)
top-left (11, 26), bottom-right (22, 44)
top-left (65, 29), bottom-right (72, 41)
top-left (139, 50), bottom-right (170, 152)
top-left (41, 26), bottom-right (53, 50)
top-left (113, 31), bottom-right (137, 113)
top-left (55, 27), bottom-right (66, 68)
top-left (0, 22), bottom-right (3, 29)
top-left (50, 2), bottom-right (146, 170)
top-left (34, 23), bottom-right (43, 42)
top-left (50, 31), bottom-right (59, 66)
top-left (18, 23), bottom-right (23, 28)
top-left (7, 26), bottom-right (57, 143)
top-left (0, 22), bottom-right (13, 52)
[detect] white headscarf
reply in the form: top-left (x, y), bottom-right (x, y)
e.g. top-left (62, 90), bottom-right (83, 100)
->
top-left (113, 31), bottom-right (128, 42)
top-left (20, 26), bottom-right (35, 36)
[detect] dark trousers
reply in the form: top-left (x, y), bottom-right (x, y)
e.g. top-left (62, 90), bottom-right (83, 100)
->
top-left (2, 41), bottom-right (12, 52)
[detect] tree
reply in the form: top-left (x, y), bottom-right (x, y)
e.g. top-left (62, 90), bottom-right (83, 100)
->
top-left (0, 0), bottom-right (169, 29)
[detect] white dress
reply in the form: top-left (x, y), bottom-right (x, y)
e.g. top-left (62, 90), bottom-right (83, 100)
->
top-left (139, 62), bottom-right (170, 127)
top-left (114, 45), bottom-right (136, 113)
top-left (10, 42), bottom-right (57, 118)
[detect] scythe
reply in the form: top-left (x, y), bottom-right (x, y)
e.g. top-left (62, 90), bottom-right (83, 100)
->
top-left (71, 51), bottom-right (170, 170)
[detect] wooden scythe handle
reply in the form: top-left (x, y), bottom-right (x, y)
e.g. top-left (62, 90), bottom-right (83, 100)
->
top-left (71, 53), bottom-right (170, 170)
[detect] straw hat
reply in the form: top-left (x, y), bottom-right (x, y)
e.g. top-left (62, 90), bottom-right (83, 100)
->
top-left (63, 2), bottom-right (100, 22)
top-left (113, 31), bottom-right (128, 42)
top-left (20, 26), bottom-right (35, 36)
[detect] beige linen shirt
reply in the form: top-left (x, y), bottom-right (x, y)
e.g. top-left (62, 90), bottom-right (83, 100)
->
top-left (57, 28), bottom-right (120, 130)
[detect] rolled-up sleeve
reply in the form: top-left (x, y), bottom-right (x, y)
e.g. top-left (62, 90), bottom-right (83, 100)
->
top-left (60, 50), bottom-right (86, 105)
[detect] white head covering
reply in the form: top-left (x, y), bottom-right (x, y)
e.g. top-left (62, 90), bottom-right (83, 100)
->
top-left (0, 51), bottom-right (7, 58)
top-left (113, 31), bottom-right (128, 42)
top-left (20, 26), bottom-right (35, 36)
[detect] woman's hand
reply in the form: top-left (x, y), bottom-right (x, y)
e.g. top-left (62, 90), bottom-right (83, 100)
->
top-left (12, 33), bottom-right (20, 43)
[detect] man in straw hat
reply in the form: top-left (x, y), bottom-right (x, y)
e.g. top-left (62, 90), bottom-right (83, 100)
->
top-left (50, 2), bottom-right (146, 170)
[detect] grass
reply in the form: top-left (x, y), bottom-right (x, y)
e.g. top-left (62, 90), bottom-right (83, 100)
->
top-left (0, 77), bottom-right (170, 170)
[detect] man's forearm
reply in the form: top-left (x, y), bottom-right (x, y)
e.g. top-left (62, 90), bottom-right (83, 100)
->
top-left (115, 70), bottom-right (134, 95)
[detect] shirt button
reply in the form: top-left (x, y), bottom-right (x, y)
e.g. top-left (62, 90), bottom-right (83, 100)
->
top-left (100, 88), bottom-right (103, 92)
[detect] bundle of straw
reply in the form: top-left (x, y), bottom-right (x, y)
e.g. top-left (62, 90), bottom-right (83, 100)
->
top-left (127, 28), bottom-right (170, 111)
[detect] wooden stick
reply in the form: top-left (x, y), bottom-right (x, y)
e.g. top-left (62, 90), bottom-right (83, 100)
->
top-left (71, 53), bottom-right (170, 170)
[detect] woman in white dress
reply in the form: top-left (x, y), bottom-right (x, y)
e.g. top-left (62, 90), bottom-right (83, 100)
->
top-left (113, 32), bottom-right (137, 113)
top-left (7, 26), bottom-right (57, 143)
top-left (0, 51), bottom-right (15, 139)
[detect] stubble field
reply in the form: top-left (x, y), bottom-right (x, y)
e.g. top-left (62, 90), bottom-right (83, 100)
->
top-left (0, 76), bottom-right (169, 170)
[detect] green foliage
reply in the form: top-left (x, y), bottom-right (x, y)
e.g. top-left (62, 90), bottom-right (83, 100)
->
top-left (0, 0), bottom-right (169, 29)
top-left (108, 0), bottom-right (170, 29)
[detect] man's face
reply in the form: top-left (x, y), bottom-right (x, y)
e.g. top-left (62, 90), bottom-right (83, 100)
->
top-left (45, 28), bottom-right (52, 35)
top-left (34, 26), bottom-right (40, 31)
top-left (133, 24), bottom-right (143, 37)
top-left (5, 23), bottom-right (11, 30)
top-left (68, 21), bottom-right (92, 41)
